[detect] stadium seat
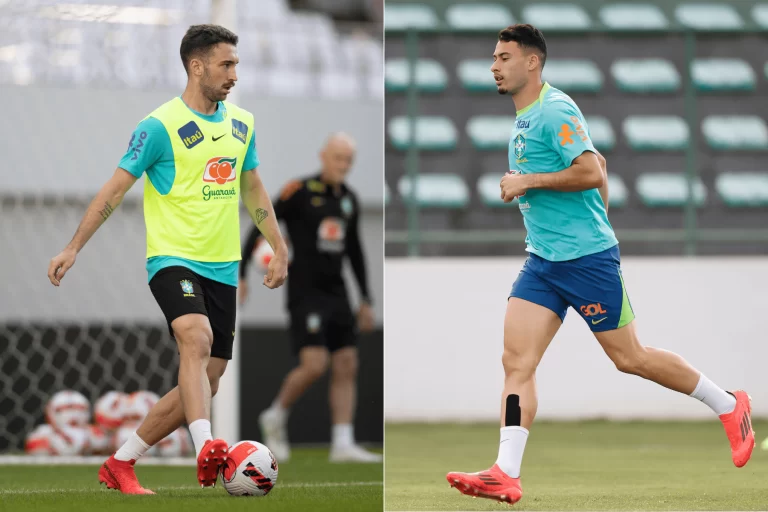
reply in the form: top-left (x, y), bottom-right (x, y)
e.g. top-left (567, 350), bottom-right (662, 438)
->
top-left (477, 173), bottom-right (517, 207)
top-left (606, 174), bottom-right (628, 208)
top-left (522, 4), bottom-right (591, 30)
top-left (446, 3), bottom-right (514, 30)
top-left (636, 173), bottom-right (707, 207)
top-left (457, 59), bottom-right (495, 92)
top-left (752, 4), bottom-right (768, 28)
top-left (585, 116), bottom-right (615, 151)
top-left (384, 4), bottom-right (438, 31)
top-left (388, 116), bottom-right (458, 151)
top-left (385, 58), bottom-right (448, 93)
top-left (599, 3), bottom-right (668, 30)
top-left (542, 59), bottom-right (603, 93)
top-left (691, 58), bottom-right (755, 91)
top-left (674, 3), bottom-right (743, 30)
top-left (702, 116), bottom-right (768, 150)
top-left (611, 58), bottom-right (680, 93)
top-left (466, 116), bottom-right (515, 150)
top-left (385, 182), bottom-right (391, 206)
top-left (398, 174), bottom-right (470, 208)
top-left (623, 116), bottom-right (689, 150)
top-left (716, 172), bottom-right (768, 207)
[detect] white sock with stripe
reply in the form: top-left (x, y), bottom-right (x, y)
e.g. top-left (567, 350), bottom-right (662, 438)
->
top-left (690, 373), bottom-right (736, 415)
top-left (495, 426), bottom-right (528, 478)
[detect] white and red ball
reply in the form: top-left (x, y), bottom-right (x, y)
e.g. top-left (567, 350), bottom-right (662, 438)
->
top-left (85, 424), bottom-right (111, 455)
top-left (253, 239), bottom-right (275, 272)
top-left (122, 391), bottom-right (160, 425)
top-left (49, 425), bottom-right (89, 455)
top-left (94, 391), bottom-right (128, 430)
top-left (45, 390), bottom-right (90, 428)
top-left (220, 440), bottom-right (278, 497)
top-left (25, 424), bottom-right (54, 455)
top-left (156, 428), bottom-right (183, 457)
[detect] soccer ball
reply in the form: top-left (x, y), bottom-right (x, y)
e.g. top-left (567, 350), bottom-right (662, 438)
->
top-left (253, 239), bottom-right (275, 271)
top-left (178, 427), bottom-right (193, 456)
top-left (25, 424), bottom-right (55, 455)
top-left (220, 441), bottom-right (278, 497)
top-left (156, 428), bottom-right (183, 457)
top-left (46, 390), bottom-right (90, 428)
top-left (122, 391), bottom-right (160, 425)
top-left (85, 424), bottom-right (111, 455)
top-left (94, 391), bottom-right (128, 430)
top-left (49, 425), bottom-right (89, 455)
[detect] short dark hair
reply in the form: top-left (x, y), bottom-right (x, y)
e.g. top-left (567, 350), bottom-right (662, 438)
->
top-left (498, 24), bottom-right (547, 69)
top-left (180, 24), bottom-right (239, 73)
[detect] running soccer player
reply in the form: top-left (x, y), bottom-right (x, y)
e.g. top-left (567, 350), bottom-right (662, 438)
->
top-left (239, 133), bottom-right (381, 463)
top-left (446, 24), bottom-right (754, 505)
top-left (47, 25), bottom-right (289, 494)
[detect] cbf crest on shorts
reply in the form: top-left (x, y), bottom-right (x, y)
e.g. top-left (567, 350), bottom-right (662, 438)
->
top-left (180, 279), bottom-right (195, 297)
top-left (307, 313), bottom-right (321, 333)
top-left (514, 133), bottom-right (526, 159)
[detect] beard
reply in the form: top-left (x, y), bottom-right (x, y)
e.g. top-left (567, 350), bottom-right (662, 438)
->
top-left (200, 69), bottom-right (226, 102)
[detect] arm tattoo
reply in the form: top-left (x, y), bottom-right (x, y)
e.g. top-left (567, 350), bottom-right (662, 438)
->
top-left (254, 208), bottom-right (268, 224)
top-left (99, 201), bottom-right (114, 221)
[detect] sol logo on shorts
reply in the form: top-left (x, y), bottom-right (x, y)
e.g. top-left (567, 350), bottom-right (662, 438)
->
top-left (203, 156), bottom-right (237, 185)
top-left (580, 303), bottom-right (607, 317)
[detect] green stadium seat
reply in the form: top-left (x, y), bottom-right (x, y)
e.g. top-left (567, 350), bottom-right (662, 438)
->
top-left (716, 173), bottom-right (768, 206)
top-left (522, 4), bottom-right (591, 30)
top-left (606, 174), bottom-right (628, 208)
top-left (477, 173), bottom-right (517, 207)
top-left (542, 59), bottom-right (602, 93)
top-left (702, 116), bottom-right (768, 150)
top-left (691, 58), bottom-right (755, 91)
top-left (611, 58), bottom-right (680, 93)
top-left (636, 173), bottom-right (707, 207)
top-left (675, 4), bottom-right (743, 31)
top-left (398, 174), bottom-right (470, 208)
top-left (585, 116), bottom-right (615, 151)
top-left (752, 4), bottom-right (768, 28)
top-left (599, 3), bottom-right (668, 30)
top-left (457, 59), bottom-right (495, 92)
top-left (623, 116), bottom-right (689, 150)
top-left (384, 4), bottom-right (438, 31)
top-left (385, 59), bottom-right (448, 93)
top-left (466, 116), bottom-right (515, 150)
top-left (446, 3), bottom-right (514, 31)
top-left (388, 116), bottom-right (458, 151)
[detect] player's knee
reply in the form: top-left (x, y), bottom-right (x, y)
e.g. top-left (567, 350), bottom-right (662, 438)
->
top-left (332, 350), bottom-right (358, 379)
top-left (301, 353), bottom-right (329, 380)
top-left (207, 367), bottom-right (225, 396)
top-left (501, 347), bottom-right (537, 380)
top-left (175, 325), bottom-right (213, 362)
top-left (612, 347), bottom-right (648, 376)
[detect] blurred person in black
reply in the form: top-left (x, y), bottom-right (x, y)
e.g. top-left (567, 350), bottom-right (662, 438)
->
top-left (239, 132), bottom-right (380, 463)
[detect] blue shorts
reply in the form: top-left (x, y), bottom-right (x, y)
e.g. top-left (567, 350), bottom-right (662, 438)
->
top-left (509, 244), bottom-right (635, 332)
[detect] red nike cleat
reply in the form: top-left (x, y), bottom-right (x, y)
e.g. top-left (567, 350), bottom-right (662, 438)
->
top-left (98, 455), bottom-right (155, 494)
top-left (446, 464), bottom-right (522, 504)
top-left (719, 390), bottom-right (755, 468)
top-left (197, 438), bottom-right (229, 487)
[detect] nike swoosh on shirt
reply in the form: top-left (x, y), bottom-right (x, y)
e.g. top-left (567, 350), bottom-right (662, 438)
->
top-left (591, 317), bottom-right (608, 325)
top-left (212, 134), bottom-right (225, 141)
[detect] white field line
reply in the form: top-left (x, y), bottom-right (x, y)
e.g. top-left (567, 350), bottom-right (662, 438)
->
top-left (0, 481), bottom-right (383, 495)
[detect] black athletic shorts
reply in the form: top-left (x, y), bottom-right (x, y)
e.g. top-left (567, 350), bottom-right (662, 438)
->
top-left (288, 297), bottom-right (357, 355)
top-left (149, 266), bottom-right (236, 360)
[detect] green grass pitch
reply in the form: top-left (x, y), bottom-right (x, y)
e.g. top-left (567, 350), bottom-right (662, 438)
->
top-left (0, 447), bottom-right (382, 512)
top-left (385, 420), bottom-right (768, 511)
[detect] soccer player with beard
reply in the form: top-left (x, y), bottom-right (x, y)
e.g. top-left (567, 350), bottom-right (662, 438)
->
top-left (47, 25), bottom-right (289, 494)
top-left (445, 24), bottom-right (754, 505)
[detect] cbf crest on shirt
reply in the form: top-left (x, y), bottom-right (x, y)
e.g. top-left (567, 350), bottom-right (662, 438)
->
top-left (508, 82), bottom-right (618, 262)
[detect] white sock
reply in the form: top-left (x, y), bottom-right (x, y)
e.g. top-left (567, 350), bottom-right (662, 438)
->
top-left (269, 399), bottom-right (288, 422)
top-left (331, 423), bottom-right (354, 449)
top-left (188, 419), bottom-right (213, 457)
top-left (690, 373), bottom-right (736, 415)
top-left (495, 426), bottom-right (528, 478)
top-left (114, 431), bottom-right (150, 462)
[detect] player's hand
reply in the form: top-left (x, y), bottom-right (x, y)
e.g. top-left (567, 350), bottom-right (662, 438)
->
top-left (48, 247), bottom-right (77, 286)
top-left (357, 302), bottom-right (375, 333)
top-left (263, 249), bottom-right (288, 289)
top-left (238, 279), bottom-right (249, 304)
top-left (500, 173), bottom-right (529, 203)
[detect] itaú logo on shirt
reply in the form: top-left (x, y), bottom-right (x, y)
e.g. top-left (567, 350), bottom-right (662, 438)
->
top-left (203, 156), bottom-right (237, 185)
